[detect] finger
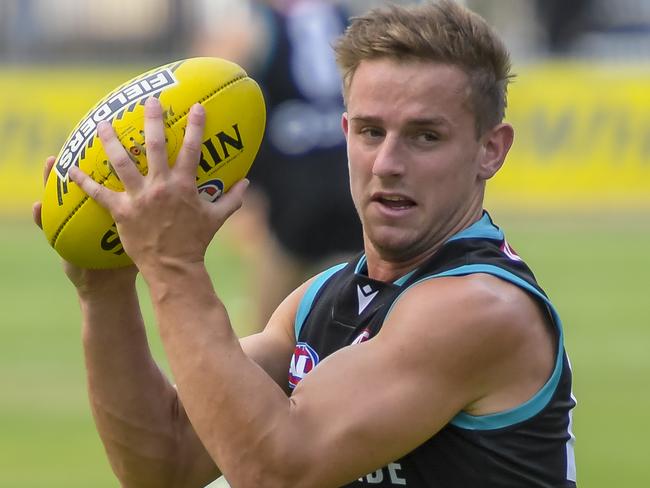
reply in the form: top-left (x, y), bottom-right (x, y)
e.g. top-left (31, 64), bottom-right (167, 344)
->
top-left (32, 201), bottom-right (43, 229)
top-left (143, 97), bottom-right (170, 179)
top-left (97, 121), bottom-right (144, 193)
top-left (35, 156), bottom-right (56, 230)
top-left (69, 165), bottom-right (115, 211)
top-left (175, 103), bottom-right (206, 176)
top-left (209, 178), bottom-right (249, 223)
top-left (43, 156), bottom-right (56, 187)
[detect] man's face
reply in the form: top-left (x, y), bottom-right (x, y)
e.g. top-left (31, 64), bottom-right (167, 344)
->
top-left (343, 58), bottom-right (489, 261)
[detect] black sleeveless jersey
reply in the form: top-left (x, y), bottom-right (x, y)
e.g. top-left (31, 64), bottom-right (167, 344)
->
top-left (288, 213), bottom-right (577, 487)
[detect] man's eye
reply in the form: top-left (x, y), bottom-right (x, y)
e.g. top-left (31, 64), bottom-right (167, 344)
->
top-left (360, 127), bottom-right (383, 138)
top-left (416, 132), bottom-right (439, 143)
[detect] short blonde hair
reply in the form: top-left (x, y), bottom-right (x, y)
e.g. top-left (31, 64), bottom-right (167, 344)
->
top-left (334, 0), bottom-right (514, 135)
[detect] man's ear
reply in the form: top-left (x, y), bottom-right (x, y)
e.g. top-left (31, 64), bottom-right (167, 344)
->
top-left (341, 112), bottom-right (350, 141)
top-left (478, 123), bottom-right (514, 180)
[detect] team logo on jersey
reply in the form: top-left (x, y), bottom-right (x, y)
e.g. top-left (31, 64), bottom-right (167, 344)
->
top-left (288, 342), bottom-right (320, 389)
top-left (357, 284), bottom-right (379, 315)
top-left (197, 179), bottom-right (224, 203)
top-left (500, 239), bottom-right (523, 262)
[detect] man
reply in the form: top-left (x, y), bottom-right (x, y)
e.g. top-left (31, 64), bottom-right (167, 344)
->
top-left (35, 1), bottom-right (577, 486)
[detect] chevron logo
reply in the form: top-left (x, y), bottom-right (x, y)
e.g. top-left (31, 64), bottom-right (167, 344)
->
top-left (357, 284), bottom-right (378, 315)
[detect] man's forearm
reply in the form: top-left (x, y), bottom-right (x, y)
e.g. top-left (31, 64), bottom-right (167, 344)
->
top-left (144, 261), bottom-right (297, 487)
top-left (80, 282), bottom-right (215, 486)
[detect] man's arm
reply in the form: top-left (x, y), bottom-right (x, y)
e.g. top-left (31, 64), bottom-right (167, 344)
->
top-left (77, 270), bottom-right (208, 487)
top-left (78, 272), bottom-right (299, 488)
top-left (36, 157), bottom-right (215, 486)
top-left (35, 157), bottom-right (298, 488)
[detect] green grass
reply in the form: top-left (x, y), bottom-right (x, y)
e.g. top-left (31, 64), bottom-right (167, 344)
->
top-left (0, 217), bottom-right (252, 487)
top-left (1, 212), bottom-right (648, 486)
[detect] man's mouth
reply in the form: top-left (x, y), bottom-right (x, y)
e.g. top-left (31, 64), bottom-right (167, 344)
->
top-left (373, 193), bottom-right (416, 210)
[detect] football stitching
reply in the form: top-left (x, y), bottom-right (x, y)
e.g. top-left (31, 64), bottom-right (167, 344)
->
top-left (165, 73), bottom-right (247, 127)
top-left (50, 74), bottom-right (251, 257)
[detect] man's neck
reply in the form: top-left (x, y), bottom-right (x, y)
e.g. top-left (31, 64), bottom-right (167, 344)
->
top-left (363, 210), bottom-right (485, 282)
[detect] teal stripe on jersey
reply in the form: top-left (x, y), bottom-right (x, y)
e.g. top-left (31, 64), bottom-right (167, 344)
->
top-left (354, 255), bottom-right (367, 274)
top-left (393, 269), bottom-right (417, 286)
top-left (445, 212), bottom-right (504, 243)
top-left (353, 254), bottom-right (416, 286)
top-left (294, 263), bottom-right (347, 339)
top-left (386, 263), bottom-right (565, 430)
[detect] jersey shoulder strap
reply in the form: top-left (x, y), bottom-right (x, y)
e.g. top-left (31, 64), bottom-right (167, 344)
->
top-left (294, 261), bottom-right (348, 339)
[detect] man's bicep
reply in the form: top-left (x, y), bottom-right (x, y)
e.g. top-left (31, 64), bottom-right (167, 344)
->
top-left (283, 317), bottom-right (472, 485)
top-left (282, 276), bottom-right (550, 485)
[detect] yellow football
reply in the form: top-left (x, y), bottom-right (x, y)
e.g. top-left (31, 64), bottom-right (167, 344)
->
top-left (41, 57), bottom-right (266, 269)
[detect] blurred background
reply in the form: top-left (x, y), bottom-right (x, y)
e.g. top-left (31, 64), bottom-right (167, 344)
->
top-left (0, 0), bottom-right (648, 486)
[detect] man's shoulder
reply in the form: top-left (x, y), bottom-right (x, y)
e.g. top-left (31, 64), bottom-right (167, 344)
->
top-left (390, 272), bottom-right (537, 334)
top-left (378, 272), bottom-right (556, 415)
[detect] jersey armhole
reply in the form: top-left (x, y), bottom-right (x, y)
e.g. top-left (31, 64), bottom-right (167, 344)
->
top-left (386, 263), bottom-right (566, 430)
top-left (294, 262), bottom-right (347, 340)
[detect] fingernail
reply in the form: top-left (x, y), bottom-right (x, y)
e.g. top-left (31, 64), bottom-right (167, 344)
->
top-left (97, 120), bottom-right (111, 135)
top-left (191, 103), bottom-right (205, 116)
top-left (69, 165), bottom-right (84, 183)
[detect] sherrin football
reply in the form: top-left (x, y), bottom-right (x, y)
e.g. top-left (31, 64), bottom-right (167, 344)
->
top-left (41, 57), bottom-right (266, 269)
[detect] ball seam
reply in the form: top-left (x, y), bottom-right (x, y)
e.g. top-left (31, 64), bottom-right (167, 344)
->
top-left (165, 73), bottom-right (247, 127)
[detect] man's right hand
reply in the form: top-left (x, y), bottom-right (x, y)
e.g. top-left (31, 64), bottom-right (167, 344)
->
top-left (32, 156), bottom-right (138, 295)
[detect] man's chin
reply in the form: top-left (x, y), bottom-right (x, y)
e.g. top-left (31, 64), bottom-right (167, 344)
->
top-left (367, 230), bottom-right (419, 260)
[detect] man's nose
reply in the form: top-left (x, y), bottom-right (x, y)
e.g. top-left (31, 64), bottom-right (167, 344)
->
top-left (372, 136), bottom-right (404, 178)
